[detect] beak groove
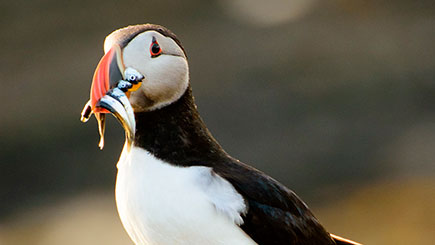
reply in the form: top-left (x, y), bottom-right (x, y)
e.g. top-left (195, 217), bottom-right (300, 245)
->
top-left (90, 44), bottom-right (124, 112)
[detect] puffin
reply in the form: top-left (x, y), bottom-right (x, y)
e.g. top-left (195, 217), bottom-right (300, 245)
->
top-left (80, 24), bottom-right (360, 245)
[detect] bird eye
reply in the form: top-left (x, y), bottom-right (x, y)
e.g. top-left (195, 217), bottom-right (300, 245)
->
top-left (150, 37), bottom-right (162, 57)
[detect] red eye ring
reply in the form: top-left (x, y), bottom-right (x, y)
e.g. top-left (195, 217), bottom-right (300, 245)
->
top-left (150, 37), bottom-right (162, 57)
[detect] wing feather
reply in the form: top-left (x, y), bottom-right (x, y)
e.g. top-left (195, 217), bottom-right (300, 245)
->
top-left (213, 159), bottom-right (336, 245)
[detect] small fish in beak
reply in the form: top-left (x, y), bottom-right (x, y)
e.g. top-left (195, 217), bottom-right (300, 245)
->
top-left (81, 45), bottom-right (144, 149)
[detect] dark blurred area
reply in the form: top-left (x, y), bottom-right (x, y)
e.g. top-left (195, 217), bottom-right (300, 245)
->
top-left (1, 0), bottom-right (434, 244)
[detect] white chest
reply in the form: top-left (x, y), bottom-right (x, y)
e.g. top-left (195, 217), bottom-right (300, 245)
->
top-left (115, 145), bottom-right (256, 245)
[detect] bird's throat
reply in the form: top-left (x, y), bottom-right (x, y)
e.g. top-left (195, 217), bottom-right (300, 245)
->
top-left (133, 86), bottom-right (228, 167)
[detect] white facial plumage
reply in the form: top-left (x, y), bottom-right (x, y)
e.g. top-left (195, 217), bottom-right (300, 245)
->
top-left (105, 30), bottom-right (189, 112)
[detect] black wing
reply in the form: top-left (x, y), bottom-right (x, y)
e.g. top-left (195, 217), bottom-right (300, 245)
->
top-left (213, 158), bottom-right (336, 245)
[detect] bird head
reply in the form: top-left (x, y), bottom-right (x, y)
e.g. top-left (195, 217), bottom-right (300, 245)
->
top-left (81, 24), bottom-right (189, 149)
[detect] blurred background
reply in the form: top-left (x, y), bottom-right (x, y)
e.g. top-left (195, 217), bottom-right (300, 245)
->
top-left (1, 0), bottom-right (434, 244)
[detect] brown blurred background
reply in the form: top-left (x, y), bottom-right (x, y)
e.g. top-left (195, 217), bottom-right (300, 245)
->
top-left (1, 0), bottom-right (434, 244)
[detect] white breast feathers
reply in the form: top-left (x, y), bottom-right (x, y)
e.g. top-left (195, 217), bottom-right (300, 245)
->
top-left (115, 145), bottom-right (256, 245)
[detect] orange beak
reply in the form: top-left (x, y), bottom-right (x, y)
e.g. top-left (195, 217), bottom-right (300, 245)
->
top-left (81, 45), bottom-right (136, 149)
top-left (90, 44), bottom-right (125, 113)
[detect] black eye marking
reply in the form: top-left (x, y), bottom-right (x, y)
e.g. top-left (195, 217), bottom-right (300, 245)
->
top-left (150, 36), bottom-right (162, 57)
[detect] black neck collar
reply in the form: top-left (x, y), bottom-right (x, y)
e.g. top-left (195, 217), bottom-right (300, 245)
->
top-left (133, 86), bottom-right (229, 166)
